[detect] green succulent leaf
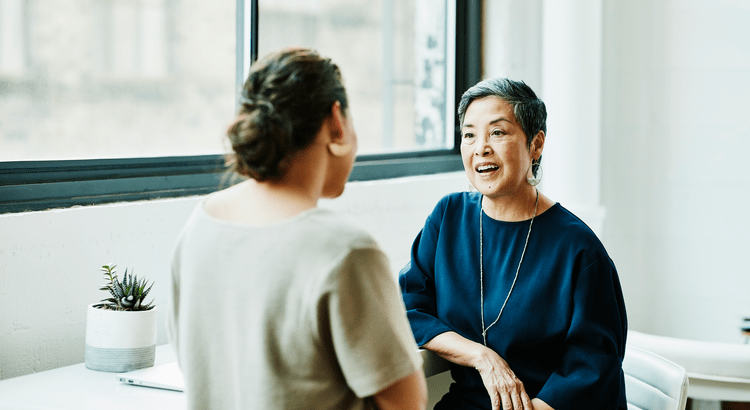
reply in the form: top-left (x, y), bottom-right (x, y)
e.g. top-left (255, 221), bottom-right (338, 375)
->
top-left (97, 264), bottom-right (155, 311)
top-left (141, 283), bottom-right (153, 300)
top-left (129, 275), bottom-right (138, 298)
top-left (140, 299), bottom-right (155, 311)
top-left (113, 278), bottom-right (126, 299)
top-left (123, 268), bottom-right (130, 290)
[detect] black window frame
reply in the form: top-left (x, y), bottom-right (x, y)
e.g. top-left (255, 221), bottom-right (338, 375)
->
top-left (0, 0), bottom-right (480, 214)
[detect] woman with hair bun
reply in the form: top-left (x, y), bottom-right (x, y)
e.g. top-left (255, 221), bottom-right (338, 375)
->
top-left (168, 48), bottom-right (427, 410)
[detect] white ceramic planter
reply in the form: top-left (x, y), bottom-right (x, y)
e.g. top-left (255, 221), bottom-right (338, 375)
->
top-left (85, 303), bottom-right (157, 372)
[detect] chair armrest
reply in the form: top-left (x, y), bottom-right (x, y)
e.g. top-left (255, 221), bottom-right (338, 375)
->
top-left (420, 349), bottom-right (451, 378)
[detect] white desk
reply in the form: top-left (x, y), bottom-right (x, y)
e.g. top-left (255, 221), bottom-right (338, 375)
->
top-left (0, 346), bottom-right (451, 410)
top-left (0, 345), bottom-right (185, 410)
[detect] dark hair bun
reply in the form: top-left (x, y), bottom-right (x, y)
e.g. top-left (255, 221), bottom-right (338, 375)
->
top-left (227, 98), bottom-right (292, 181)
top-left (226, 48), bottom-right (348, 181)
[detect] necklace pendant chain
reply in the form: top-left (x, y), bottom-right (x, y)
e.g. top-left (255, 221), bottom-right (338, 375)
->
top-left (480, 190), bottom-right (539, 346)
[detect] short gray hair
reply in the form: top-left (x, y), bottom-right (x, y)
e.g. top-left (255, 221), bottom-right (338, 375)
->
top-left (457, 78), bottom-right (547, 177)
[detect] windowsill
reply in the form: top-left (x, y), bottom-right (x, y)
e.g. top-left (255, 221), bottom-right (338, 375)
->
top-left (0, 152), bottom-right (463, 214)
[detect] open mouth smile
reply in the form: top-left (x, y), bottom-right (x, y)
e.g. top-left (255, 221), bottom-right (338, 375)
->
top-left (475, 163), bottom-right (499, 173)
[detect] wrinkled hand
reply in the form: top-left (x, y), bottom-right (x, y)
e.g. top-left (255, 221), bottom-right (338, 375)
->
top-left (474, 347), bottom-right (532, 410)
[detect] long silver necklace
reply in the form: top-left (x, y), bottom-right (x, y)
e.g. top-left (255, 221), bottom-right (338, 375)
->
top-left (480, 190), bottom-right (539, 346)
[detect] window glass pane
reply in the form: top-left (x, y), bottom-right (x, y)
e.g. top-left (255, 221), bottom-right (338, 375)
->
top-left (0, 0), bottom-right (235, 161)
top-left (0, 0), bottom-right (454, 162)
top-left (257, 0), bottom-right (454, 155)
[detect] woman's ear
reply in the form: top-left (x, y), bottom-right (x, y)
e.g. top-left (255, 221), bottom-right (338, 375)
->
top-left (328, 142), bottom-right (352, 157)
top-left (531, 130), bottom-right (545, 160)
top-left (327, 101), bottom-right (352, 157)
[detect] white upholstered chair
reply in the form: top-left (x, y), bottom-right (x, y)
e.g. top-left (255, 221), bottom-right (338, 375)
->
top-left (628, 330), bottom-right (750, 402)
top-left (624, 345), bottom-right (689, 410)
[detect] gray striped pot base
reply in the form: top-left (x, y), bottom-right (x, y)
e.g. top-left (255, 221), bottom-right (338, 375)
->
top-left (85, 344), bottom-right (156, 373)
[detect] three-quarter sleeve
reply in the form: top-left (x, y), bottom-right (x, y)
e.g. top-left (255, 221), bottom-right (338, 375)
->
top-left (398, 201), bottom-right (454, 347)
top-left (536, 255), bottom-right (628, 409)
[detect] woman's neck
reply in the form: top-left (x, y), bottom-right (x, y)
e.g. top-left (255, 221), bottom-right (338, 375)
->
top-left (205, 144), bottom-right (327, 225)
top-left (481, 187), bottom-right (540, 222)
top-left (203, 179), bottom-right (317, 225)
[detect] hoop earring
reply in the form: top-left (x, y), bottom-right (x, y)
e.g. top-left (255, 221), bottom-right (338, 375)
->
top-left (527, 161), bottom-right (543, 186)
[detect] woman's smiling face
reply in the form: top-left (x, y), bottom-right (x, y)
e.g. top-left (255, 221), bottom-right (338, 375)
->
top-left (460, 96), bottom-right (537, 199)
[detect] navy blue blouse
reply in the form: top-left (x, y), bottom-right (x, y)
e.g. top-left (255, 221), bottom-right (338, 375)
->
top-left (399, 192), bottom-right (627, 410)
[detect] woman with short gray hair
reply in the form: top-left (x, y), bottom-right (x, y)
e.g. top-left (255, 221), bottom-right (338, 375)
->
top-left (400, 78), bottom-right (627, 410)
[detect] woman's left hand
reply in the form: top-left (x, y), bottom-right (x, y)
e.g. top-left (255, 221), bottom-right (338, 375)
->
top-left (473, 345), bottom-right (532, 410)
top-left (423, 332), bottom-right (536, 410)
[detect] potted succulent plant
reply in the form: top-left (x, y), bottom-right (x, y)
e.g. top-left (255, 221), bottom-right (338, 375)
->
top-left (85, 264), bottom-right (157, 372)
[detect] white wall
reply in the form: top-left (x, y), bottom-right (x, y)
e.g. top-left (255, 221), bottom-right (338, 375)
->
top-left (0, 196), bottom-right (198, 380)
top-left (600, 0), bottom-right (750, 342)
top-left (0, 172), bottom-right (469, 381)
top-left (482, 0), bottom-right (543, 91)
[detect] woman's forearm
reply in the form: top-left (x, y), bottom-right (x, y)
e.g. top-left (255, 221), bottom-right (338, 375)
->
top-left (422, 331), bottom-right (488, 369)
top-left (372, 368), bottom-right (428, 410)
top-left (531, 398), bottom-right (554, 410)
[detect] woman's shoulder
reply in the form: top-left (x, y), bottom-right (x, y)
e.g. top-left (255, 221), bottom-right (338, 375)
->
top-left (304, 209), bottom-right (380, 250)
top-left (543, 204), bottom-right (595, 232)
top-left (184, 200), bottom-right (378, 252)
top-left (419, 191), bottom-right (480, 230)
top-left (433, 191), bottom-right (480, 214)
top-left (439, 190), bottom-right (480, 204)
top-left (541, 204), bottom-right (609, 255)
